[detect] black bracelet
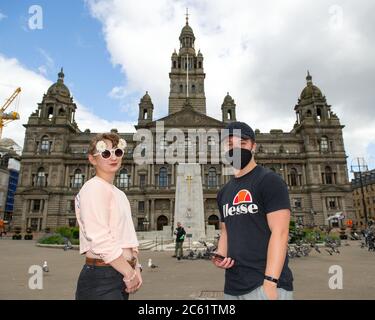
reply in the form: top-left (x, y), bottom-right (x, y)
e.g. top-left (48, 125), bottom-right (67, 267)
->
top-left (264, 275), bottom-right (279, 284)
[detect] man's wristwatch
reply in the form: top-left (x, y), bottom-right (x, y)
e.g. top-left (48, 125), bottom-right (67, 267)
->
top-left (264, 275), bottom-right (279, 284)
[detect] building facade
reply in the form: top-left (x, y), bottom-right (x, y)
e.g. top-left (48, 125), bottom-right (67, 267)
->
top-left (352, 169), bottom-right (375, 226)
top-left (12, 18), bottom-right (355, 233)
top-left (0, 146), bottom-right (21, 222)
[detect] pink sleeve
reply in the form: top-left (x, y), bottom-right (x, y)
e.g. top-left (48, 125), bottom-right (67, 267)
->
top-left (78, 182), bottom-right (123, 264)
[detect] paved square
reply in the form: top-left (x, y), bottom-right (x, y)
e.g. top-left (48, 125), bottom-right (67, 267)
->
top-left (0, 239), bottom-right (374, 300)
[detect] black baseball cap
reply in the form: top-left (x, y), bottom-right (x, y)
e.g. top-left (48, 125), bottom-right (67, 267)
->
top-left (221, 121), bottom-right (256, 142)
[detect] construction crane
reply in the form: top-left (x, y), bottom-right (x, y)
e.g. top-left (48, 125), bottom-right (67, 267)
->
top-left (0, 87), bottom-right (21, 139)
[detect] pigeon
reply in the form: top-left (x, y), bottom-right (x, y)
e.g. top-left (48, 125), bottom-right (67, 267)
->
top-left (148, 258), bottom-right (158, 269)
top-left (42, 261), bottom-right (49, 272)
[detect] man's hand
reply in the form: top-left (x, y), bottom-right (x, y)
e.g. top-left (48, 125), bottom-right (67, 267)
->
top-left (262, 280), bottom-right (278, 300)
top-left (212, 255), bottom-right (235, 269)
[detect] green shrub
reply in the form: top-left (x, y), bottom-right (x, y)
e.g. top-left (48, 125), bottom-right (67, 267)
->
top-left (56, 226), bottom-right (73, 239)
top-left (38, 234), bottom-right (66, 245)
top-left (38, 226), bottom-right (80, 245)
top-left (71, 227), bottom-right (79, 239)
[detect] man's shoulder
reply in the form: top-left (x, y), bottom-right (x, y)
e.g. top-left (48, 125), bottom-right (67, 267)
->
top-left (217, 178), bottom-right (234, 200)
top-left (257, 166), bottom-right (285, 186)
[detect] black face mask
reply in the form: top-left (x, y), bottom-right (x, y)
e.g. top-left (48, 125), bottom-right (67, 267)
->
top-left (225, 148), bottom-right (253, 170)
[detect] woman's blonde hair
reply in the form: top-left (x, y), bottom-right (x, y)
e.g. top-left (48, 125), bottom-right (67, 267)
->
top-left (88, 132), bottom-right (120, 155)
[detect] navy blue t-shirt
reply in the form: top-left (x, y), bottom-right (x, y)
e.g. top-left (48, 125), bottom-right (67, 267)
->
top-left (217, 165), bottom-right (294, 295)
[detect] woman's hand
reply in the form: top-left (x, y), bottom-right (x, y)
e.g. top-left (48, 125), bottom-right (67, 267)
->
top-left (134, 268), bottom-right (143, 291)
top-left (123, 270), bottom-right (139, 294)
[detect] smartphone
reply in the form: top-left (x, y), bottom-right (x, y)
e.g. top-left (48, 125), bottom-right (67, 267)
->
top-left (209, 252), bottom-right (226, 261)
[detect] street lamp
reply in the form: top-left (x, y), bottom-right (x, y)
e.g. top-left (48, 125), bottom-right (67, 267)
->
top-left (351, 157), bottom-right (369, 226)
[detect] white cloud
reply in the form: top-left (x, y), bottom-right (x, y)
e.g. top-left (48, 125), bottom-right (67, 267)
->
top-left (36, 48), bottom-right (55, 76)
top-left (0, 11), bottom-right (7, 21)
top-left (0, 54), bottom-right (135, 149)
top-left (87, 0), bottom-right (375, 164)
top-left (108, 85), bottom-right (127, 99)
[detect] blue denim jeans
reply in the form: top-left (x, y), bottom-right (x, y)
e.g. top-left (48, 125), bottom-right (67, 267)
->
top-left (75, 264), bottom-right (129, 300)
top-left (224, 285), bottom-right (293, 300)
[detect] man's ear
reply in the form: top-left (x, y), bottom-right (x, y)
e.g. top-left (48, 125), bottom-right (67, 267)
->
top-left (251, 142), bottom-right (257, 154)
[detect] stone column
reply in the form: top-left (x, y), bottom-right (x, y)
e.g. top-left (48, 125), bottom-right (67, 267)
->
top-left (171, 164), bottom-right (175, 185)
top-left (221, 164), bottom-right (225, 185)
top-left (302, 164), bottom-right (307, 185)
top-left (145, 199), bottom-right (150, 230)
top-left (42, 199), bottom-right (48, 230)
top-left (317, 164), bottom-right (322, 185)
top-left (150, 199), bottom-right (154, 230)
top-left (48, 166), bottom-right (53, 187)
top-left (151, 165), bottom-right (155, 186)
top-left (21, 198), bottom-right (28, 232)
top-left (131, 164), bottom-right (135, 187)
top-left (64, 166), bottom-right (70, 187)
top-left (336, 164), bottom-right (340, 184)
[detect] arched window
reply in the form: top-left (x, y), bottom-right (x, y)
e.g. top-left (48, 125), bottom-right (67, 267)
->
top-left (324, 166), bottom-right (333, 184)
top-left (73, 169), bottom-right (83, 188)
top-left (207, 136), bottom-right (216, 153)
top-left (290, 168), bottom-right (298, 186)
top-left (47, 106), bottom-right (54, 119)
top-left (179, 84), bottom-right (183, 93)
top-left (208, 167), bottom-right (217, 188)
top-left (192, 84), bottom-right (196, 93)
top-left (185, 136), bottom-right (192, 152)
top-left (198, 61), bottom-right (202, 69)
top-left (227, 110), bottom-right (232, 120)
top-left (317, 107), bottom-right (322, 121)
top-left (173, 61), bottom-right (177, 68)
top-left (36, 167), bottom-right (46, 187)
top-left (320, 136), bottom-right (329, 152)
top-left (157, 215), bottom-right (168, 231)
top-left (306, 109), bottom-right (312, 117)
top-left (118, 169), bottom-right (130, 188)
top-left (208, 215), bottom-right (220, 230)
top-left (143, 109), bottom-right (148, 120)
top-left (159, 167), bottom-right (168, 187)
top-left (40, 136), bottom-right (50, 153)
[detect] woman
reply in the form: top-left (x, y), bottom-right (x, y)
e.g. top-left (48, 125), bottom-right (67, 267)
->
top-left (75, 132), bottom-right (142, 300)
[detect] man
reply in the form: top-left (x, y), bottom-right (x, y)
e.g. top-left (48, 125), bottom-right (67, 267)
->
top-left (212, 121), bottom-right (294, 300)
top-left (173, 222), bottom-right (186, 260)
top-left (0, 218), bottom-right (5, 237)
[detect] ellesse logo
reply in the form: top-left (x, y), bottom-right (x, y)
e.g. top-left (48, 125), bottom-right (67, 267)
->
top-left (223, 189), bottom-right (259, 218)
top-left (233, 189), bottom-right (252, 205)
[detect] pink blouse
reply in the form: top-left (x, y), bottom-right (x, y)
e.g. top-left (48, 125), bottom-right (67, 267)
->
top-left (75, 176), bottom-right (139, 264)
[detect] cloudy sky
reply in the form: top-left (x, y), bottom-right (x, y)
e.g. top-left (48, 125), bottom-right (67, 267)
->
top-left (0, 0), bottom-right (374, 173)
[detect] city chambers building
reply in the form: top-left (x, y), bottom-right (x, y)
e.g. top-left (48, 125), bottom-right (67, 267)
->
top-left (12, 18), bottom-right (355, 234)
